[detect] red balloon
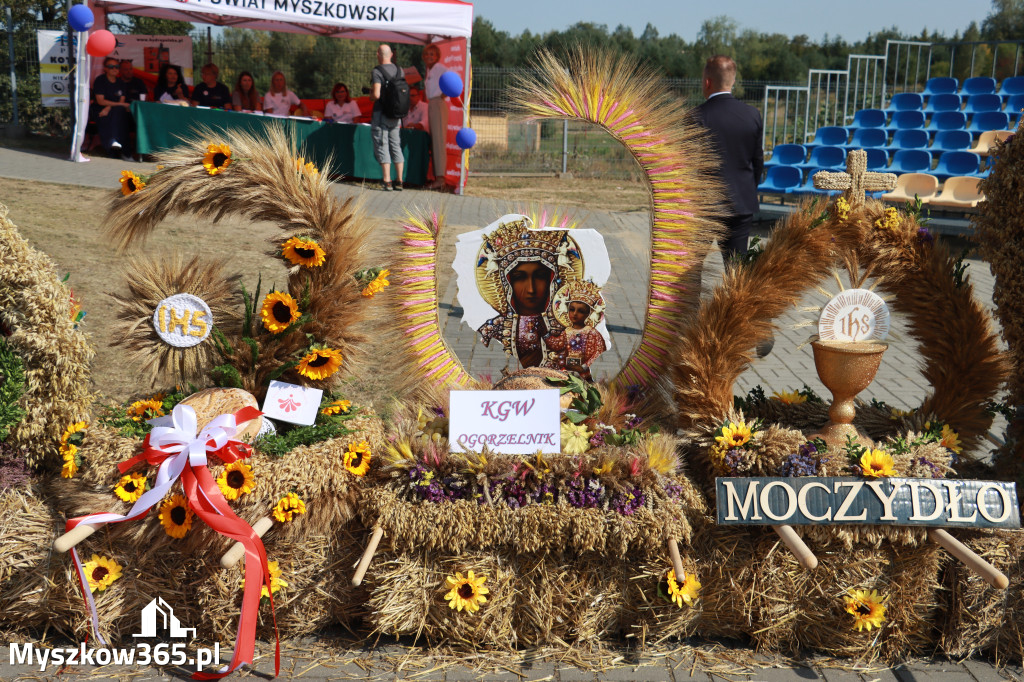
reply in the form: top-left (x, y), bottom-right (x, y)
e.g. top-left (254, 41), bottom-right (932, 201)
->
top-left (86, 30), bottom-right (116, 58)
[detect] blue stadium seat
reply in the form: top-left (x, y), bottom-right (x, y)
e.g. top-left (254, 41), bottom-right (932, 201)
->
top-left (961, 77), bottom-right (997, 97)
top-left (794, 168), bottom-right (841, 195)
top-left (933, 151), bottom-right (983, 181)
top-left (799, 145), bottom-right (846, 171)
top-left (847, 127), bottom-right (888, 150)
top-left (885, 128), bottom-right (930, 153)
top-left (963, 94), bottom-right (1003, 115)
top-left (865, 148), bottom-right (890, 170)
top-left (1006, 94), bottom-right (1024, 116)
top-left (967, 110), bottom-right (1011, 135)
top-left (758, 165), bottom-right (802, 194)
top-left (998, 76), bottom-right (1024, 100)
top-left (847, 108), bottom-right (887, 130)
top-left (886, 110), bottom-right (926, 132)
top-left (889, 149), bottom-right (933, 174)
top-left (764, 143), bottom-right (807, 167)
top-left (922, 77), bottom-right (958, 98)
top-left (926, 110), bottom-right (968, 133)
top-left (931, 129), bottom-right (973, 156)
top-left (923, 93), bottom-right (962, 115)
top-left (884, 93), bottom-right (924, 112)
top-left (804, 126), bottom-right (849, 149)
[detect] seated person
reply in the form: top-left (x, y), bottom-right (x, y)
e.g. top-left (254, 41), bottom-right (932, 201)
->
top-left (403, 86), bottom-right (429, 130)
top-left (118, 59), bottom-right (148, 102)
top-left (263, 71), bottom-right (306, 116)
top-left (191, 63), bottom-right (232, 109)
top-left (153, 64), bottom-right (190, 103)
top-left (323, 82), bottom-right (360, 123)
top-left (91, 57), bottom-right (133, 159)
top-left (232, 71), bottom-right (262, 111)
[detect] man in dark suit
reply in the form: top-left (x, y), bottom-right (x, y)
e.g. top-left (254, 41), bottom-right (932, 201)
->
top-left (696, 55), bottom-right (764, 260)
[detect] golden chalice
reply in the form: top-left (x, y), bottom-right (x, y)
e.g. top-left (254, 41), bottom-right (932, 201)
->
top-left (809, 339), bottom-right (888, 452)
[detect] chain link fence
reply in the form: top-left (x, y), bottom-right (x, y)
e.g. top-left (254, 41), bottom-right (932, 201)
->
top-left (1, 18), bottom-right (71, 135)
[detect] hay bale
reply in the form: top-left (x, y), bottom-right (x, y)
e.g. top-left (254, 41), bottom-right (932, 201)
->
top-left (0, 486), bottom-right (64, 632)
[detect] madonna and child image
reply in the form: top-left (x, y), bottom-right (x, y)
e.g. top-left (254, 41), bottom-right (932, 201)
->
top-left (452, 214), bottom-right (612, 379)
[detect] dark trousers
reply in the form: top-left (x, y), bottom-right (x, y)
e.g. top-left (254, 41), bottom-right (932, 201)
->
top-left (97, 106), bottom-right (132, 151)
top-left (719, 213), bottom-right (753, 262)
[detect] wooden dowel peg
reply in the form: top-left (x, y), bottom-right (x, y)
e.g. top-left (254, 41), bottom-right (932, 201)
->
top-left (929, 528), bottom-right (1009, 589)
top-left (220, 517), bottom-right (274, 569)
top-left (352, 527), bottom-right (384, 587)
top-left (53, 524), bottom-right (98, 553)
top-left (772, 525), bottom-right (818, 569)
top-left (667, 537), bottom-right (686, 581)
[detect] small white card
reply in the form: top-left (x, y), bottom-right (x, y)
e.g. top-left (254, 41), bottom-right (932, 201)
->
top-left (448, 389), bottom-right (561, 454)
top-left (261, 380), bottom-right (323, 426)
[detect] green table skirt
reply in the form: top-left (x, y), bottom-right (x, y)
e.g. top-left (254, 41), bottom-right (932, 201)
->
top-left (131, 101), bottom-right (429, 184)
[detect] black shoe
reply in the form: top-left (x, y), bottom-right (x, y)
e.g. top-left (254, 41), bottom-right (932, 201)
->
top-left (381, 181), bottom-right (393, 191)
top-left (394, 181), bottom-right (403, 191)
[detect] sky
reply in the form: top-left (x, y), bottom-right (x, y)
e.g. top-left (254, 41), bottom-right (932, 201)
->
top-left (471, 0), bottom-right (993, 43)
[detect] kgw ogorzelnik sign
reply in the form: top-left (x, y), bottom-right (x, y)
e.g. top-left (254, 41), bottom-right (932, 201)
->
top-left (716, 477), bottom-right (1020, 528)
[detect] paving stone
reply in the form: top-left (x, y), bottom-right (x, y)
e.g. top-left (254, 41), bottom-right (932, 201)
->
top-left (893, 662), bottom-right (974, 682)
top-left (962, 659), bottom-right (1015, 682)
top-left (819, 669), bottom-right (862, 682)
top-left (554, 665), bottom-right (599, 681)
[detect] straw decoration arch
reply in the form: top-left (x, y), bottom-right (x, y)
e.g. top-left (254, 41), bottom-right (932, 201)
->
top-left (508, 48), bottom-right (726, 391)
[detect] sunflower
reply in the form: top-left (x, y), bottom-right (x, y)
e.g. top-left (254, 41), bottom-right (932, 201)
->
top-left (158, 493), bottom-right (194, 538)
top-left (716, 422), bottom-right (752, 448)
top-left (126, 399), bottom-right (165, 422)
top-left (114, 472), bottom-right (148, 502)
top-left (844, 588), bottom-right (887, 631)
top-left (321, 399), bottom-right (352, 416)
top-left (940, 424), bottom-right (963, 454)
top-left (664, 568), bottom-right (701, 607)
top-left (361, 269), bottom-right (391, 298)
top-left (61, 420), bottom-right (87, 446)
top-left (83, 554), bottom-right (123, 593)
top-left (119, 170), bottom-right (145, 196)
top-left (202, 143), bottom-right (232, 175)
top-left (260, 291), bottom-right (301, 334)
top-left (271, 493), bottom-right (306, 523)
top-left (444, 570), bottom-right (489, 613)
top-left (216, 460), bottom-right (256, 500)
top-left (241, 560), bottom-right (287, 599)
top-left (61, 445), bottom-right (79, 478)
top-left (297, 347), bottom-right (343, 381)
top-left (561, 421), bottom-right (592, 454)
top-left (281, 237), bottom-right (326, 268)
top-left (771, 390), bottom-right (807, 405)
top-left (343, 440), bottom-right (372, 476)
top-left (860, 449), bottom-right (897, 477)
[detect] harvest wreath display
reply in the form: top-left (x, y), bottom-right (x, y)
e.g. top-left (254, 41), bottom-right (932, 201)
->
top-left (0, 47), bottom-right (1022, 674)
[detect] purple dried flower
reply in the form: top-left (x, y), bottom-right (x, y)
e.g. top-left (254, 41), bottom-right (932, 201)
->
top-left (625, 384), bottom-right (645, 406)
top-left (442, 475), bottom-right (468, 500)
top-left (663, 483), bottom-right (685, 500)
top-left (915, 456), bottom-right (943, 478)
top-left (779, 442), bottom-right (827, 477)
top-left (917, 227), bottom-right (933, 245)
top-left (590, 427), bottom-right (613, 448)
top-left (0, 442), bottom-right (30, 490)
top-left (503, 480), bottom-right (528, 509)
top-left (723, 448), bottom-right (746, 475)
top-left (624, 414), bottom-right (642, 429)
top-left (610, 486), bottom-right (645, 516)
top-left (532, 482), bottom-right (557, 505)
top-left (567, 477), bottom-right (603, 508)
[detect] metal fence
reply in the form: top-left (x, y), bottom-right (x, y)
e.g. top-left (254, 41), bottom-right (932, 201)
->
top-left (1, 18), bottom-right (70, 134)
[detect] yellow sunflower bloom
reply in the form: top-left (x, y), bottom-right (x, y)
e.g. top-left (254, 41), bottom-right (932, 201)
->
top-left (561, 421), bottom-right (592, 454)
top-left (771, 390), bottom-right (807, 405)
top-left (202, 143), bottom-right (232, 175)
top-left (281, 237), bottom-right (326, 268)
top-left (259, 291), bottom-right (301, 334)
top-left (114, 472), bottom-right (148, 502)
top-left (360, 269), bottom-right (391, 297)
top-left (665, 568), bottom-right (701, 607)
top-left (321, 399), bottom-right (352, 416)
top-left (83, 554), bottom-right (123, 593)
top-left (61, 420), bottom-right (87, 445)
top-left (343, 441), bottom-right (372, 476)
top-left (61, 446), bottom-right (79, 478)
top-left (940, 424), bottom-right (963, 455)
top-left (158, 494), bottom-right (194, 538)
top-left (297, 347), bottom-right (343, 381)
top-left (444, 570), bottom-right (489, 613)
top-left (716, 422), bottom-right (752, 448)
top-left (844, 588), bottom-right (887, 631)
top-left (241, 560), bottom-right (287, 599)
top-left (860, 449), bottom-right (897, 478)
top-left (126, 399), bottom-right (165, 422)
top-left (216, 461), bottom-right (256, 500)
top-left (119, 170), bottom-right (145, 196)
top-left (272, 493), bottom-right (307, 523)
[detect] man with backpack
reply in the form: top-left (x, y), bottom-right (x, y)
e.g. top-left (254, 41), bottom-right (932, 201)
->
top-left (371, 44), bottom-right (410, 191)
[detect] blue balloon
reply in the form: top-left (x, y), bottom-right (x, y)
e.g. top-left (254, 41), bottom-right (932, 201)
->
top-left (439, 71), bottom-right (463, 99)
top-left (455, 127), bottom-right (476, 150)
top-left (68, 4), bottom-right (94, 32)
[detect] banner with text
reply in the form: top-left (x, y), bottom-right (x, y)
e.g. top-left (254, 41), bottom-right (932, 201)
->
top-left (448, 389), bottom-right (561, 455)
top-left (38, 31), bottom-right (76, 107)
top-left (87, 35), bottom-right (194, 97)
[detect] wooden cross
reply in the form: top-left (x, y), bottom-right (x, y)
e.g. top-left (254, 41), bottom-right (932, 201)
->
top-left (813, 149), bottom-right (897, 209)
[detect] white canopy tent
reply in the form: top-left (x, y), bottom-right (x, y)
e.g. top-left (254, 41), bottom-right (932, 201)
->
top-left (72, 0), bottom-right (473, 187)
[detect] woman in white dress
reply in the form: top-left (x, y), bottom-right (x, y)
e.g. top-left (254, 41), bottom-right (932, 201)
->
top-left (263, 71), bottom-right (306, 116)
top-left (323, 82), bottom-right (361, 123)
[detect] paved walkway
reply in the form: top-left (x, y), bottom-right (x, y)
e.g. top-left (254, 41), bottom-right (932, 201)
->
top-left (0, 146), bottom-right (1013, 681)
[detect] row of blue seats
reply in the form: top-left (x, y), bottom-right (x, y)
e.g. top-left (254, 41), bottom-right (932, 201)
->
top-left (805, 111), bottom-right (1016, 150)
top-left (758, 164), bottom-right (989, 195)
top-left (770, 132), bottom-right (987, 167)
top-left (915, 76), bottom-right (1024, 100)
top-left (762, 148), bottom-right (989, 183)
top-left (882, 93), bottom-right (1024, 116)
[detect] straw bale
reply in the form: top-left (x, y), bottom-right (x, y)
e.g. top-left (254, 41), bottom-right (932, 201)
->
top-left (0, 486), bottom-right (64, 632)
top-left (936, 529), bottom-right (1024, 662)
